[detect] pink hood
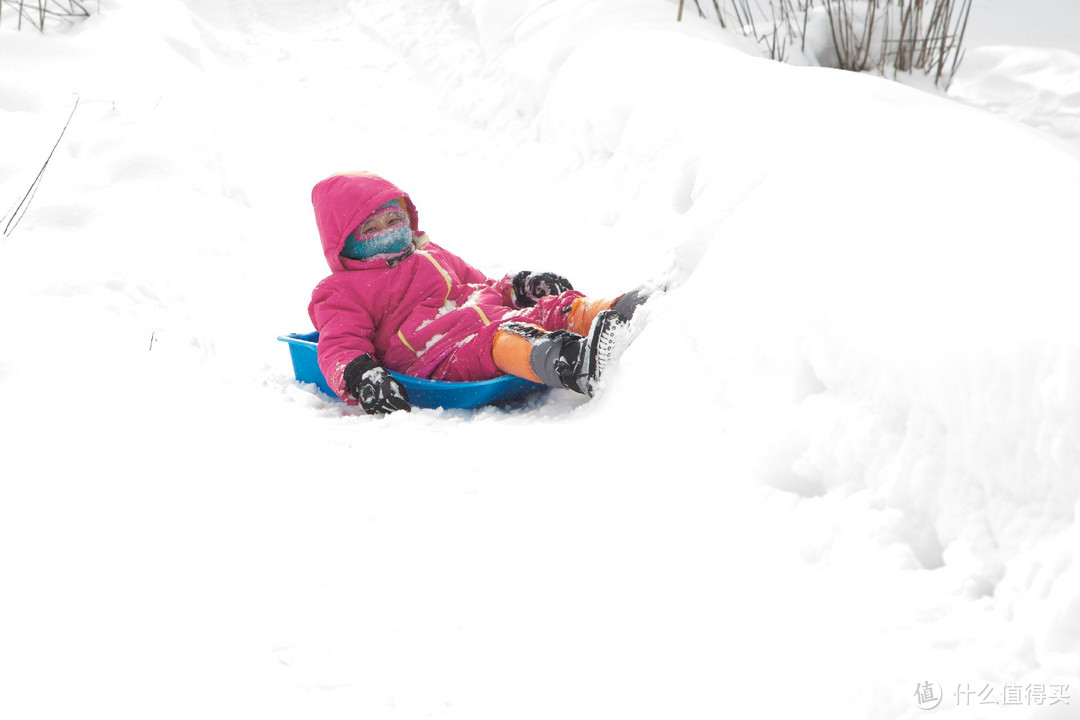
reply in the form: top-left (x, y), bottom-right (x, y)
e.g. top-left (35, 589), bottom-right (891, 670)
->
top-left (311, 172), bottom-right (423, 272)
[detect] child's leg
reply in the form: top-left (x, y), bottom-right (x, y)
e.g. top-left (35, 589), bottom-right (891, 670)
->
top-left (492, 323), bottom-right (562, 386)
top-left (566, 288), bottom-right (653, 334)
top-left (491, 325), bottom-right (542, 382)
top-left (428, 323), bottom-right (504, 382)
top-left (426, 301), bottom-right (583, 383)
top-left (492, 313), bottom-right (626, 397)
top-left (431, 289), bottom-right (650, 384)
top-left (532, 290), bottom-right (650, 337)
top-left (513, 290), bottom-right (613, 336)
top-left (566, 296), bottom-right (616, 335)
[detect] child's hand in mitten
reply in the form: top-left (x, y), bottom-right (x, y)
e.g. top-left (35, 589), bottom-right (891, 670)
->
top-left (512, 270), bottom-right (574, 307)
top-left (343, 354), bottom-right (411, 414)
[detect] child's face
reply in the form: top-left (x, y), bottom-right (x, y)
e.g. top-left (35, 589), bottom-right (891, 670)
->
top-left (341, 203), bottom-right (413, 260)
top-left (358, 210), bottom-right (406, 236)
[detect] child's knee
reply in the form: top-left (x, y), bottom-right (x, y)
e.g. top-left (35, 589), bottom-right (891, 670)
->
top-left (527, 290), bottom-right (586, 329)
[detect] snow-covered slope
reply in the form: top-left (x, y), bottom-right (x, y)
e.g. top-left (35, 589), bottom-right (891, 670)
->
top-left (1, 1), bottom-right (1078, 718)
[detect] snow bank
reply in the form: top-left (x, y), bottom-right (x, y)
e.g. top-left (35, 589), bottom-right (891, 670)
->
top-left (455, 0), bottom-right (1080, 529)
top-left (449, 0), bottom-right (1080, 701)
top-left (950, 46), bottom-right (1080, 149)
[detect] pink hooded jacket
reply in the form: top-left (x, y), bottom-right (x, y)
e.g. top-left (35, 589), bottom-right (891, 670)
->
top-left (307, 173), bottom-right (577, 401)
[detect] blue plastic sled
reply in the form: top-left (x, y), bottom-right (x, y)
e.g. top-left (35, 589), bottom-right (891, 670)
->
top-left (277, 332), bottom-right (543, 409)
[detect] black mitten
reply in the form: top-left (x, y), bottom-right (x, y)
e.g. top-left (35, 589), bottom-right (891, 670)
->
top-left (512, 270), bottom-right (574, 308)
top-left (343, 354), bottom-right (411, 415)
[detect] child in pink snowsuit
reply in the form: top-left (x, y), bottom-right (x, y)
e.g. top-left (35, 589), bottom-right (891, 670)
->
top-left (308, 172), bottom-right (645, 414)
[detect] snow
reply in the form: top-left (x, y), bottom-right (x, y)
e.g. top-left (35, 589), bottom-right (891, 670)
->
top-left (2, 1), bottom-right (1079, 718)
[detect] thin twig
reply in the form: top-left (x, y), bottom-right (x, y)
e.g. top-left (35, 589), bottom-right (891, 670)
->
top-left (712, 0), bottom-right (726, 28)
top-left (2, 95), bottom-right (80, 237)
top-left (945, 0), bottom-right (972, 88)
top-left (1, 0), bottom-right (91, 29)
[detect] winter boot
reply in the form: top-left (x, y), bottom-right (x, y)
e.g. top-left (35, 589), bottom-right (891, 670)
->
top-left (493, 310), bottom-right (629, 396)
top-left (570, 309), bottom-right (629, 396)
top-left (611, 285), bottom-right (656, 321)
top-left (566, 285), bottom-right (658, 335)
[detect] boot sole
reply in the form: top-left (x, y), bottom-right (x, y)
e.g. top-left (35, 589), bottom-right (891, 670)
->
top-left (579, 309), bottom-right (629, 397)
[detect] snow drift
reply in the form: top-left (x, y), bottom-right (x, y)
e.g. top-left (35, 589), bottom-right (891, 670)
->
top-left (1, 0), bottom-right (1078, 718)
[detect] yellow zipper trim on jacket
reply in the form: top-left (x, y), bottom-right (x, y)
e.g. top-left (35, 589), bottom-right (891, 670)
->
top-left (472, 306), bottom-right (491, 325)
top-left (416, 250), bottom-right (453, 303)
top-left (400, 251), bottom-right (491, 355)
top-left (397, 250), bottom-right (453, 355)
top-left (397, 330), bottom-right (417, 353)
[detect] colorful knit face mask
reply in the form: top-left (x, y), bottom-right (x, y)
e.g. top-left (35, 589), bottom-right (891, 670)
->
top-left (341, 200), bottom-right (413, 260)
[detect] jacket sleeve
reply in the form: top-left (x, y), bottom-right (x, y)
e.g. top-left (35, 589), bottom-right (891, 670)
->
top-left (492, 273), bottom-right (519, 307)
top-left (431, 242), bottom-right (521, 307)
top-left (308, 280), bottom-right (377, 401)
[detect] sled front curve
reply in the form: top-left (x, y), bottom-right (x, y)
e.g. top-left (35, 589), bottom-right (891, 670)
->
top-left (277, 332), bottom-right (543, 409)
